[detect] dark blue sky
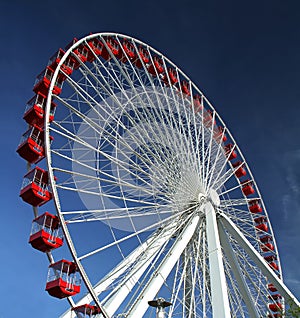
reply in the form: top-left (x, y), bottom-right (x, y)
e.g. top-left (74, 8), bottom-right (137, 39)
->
top-left (1, 0), bottom-right (300, 316)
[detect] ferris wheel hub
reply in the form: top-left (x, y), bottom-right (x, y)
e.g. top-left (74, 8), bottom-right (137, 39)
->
top-left (208, 188), bottom-right (220, 207)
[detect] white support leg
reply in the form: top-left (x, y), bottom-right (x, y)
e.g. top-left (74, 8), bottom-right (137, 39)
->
top-left (218, 221), bottom-right (260, 317)
top-left (205, 201), bottom-right (231, 318)
top-left (219, 212), bottom-right (300, 308)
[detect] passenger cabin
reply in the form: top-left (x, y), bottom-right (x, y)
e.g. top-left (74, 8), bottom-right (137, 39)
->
top-left (19, 167), bottom-right (52, 207)
top-left (23, 92), bottom-right (57, 127)
top-left (213, 126), bottom-right (227, 143)
top-left (65, 38), bottom-right (89, 69)
top-left (260, 235), bottom-right (274, 252)
top-left (33, 66), bottom-right (63, 96)
top-left (203, 110), bottom-right (215, 128)
top-left (46, 259), bottom-right (81, 299)
top-left (264, 255), bottom-right (279, 271)
top-left (48, 48), bottom-right (74, 80)
top-left (122, 40), bottom-right (136, 62)
top-left (103, 37), bottom-right (124, 61)
top-left (162, 68), bottom-right (178, 86)
top-left (147, 56), bottom-right (164, 76)
top-left (248, 199), bottom-right (262, 213)
top-left (87, 38), bottom-right (104, 61)
top-left (268, 301), bottom-right (283, 312)
top-left (180, 80), bottom-right (191, 97)
top-left (29, 212), bottom-right (63, 252)
top-left (16, 125), bottom-right (45, 164)
top-left (133, 46), bottom-right (150, 68)
top-left (241, 180), bottom-right (255, 196)
top-left (232, 161), bottom-right (247, 178)
top-left (192, 95), bottom-right (203, 113)
top-left (72, 304), bottom-right (102, 317)
top-left (254, 216), bottom-right (268, 232)
top-left (267, 283), bottom-right (277, 292)
top-left (224, 143), bottom-right (237, 161)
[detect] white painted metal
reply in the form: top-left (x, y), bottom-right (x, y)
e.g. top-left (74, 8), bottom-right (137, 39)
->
top-left (218, 220), bottom-right (260, 317)
top-left (205, 201), bottom-right (231, 318)
top-left (126, 214), bottom-right (200, 317)
top-left (220, 212), bottom-right (300, 308)
top-left (37, 31), bottom-right (297, 318)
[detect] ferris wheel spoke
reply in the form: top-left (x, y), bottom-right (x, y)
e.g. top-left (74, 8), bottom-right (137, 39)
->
top-left (50, 125), bottom-right (176, 198)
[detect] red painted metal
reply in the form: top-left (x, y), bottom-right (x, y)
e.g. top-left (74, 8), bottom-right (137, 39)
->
top-left (23, 92), bottom-right (56, 127)
top-left (33, 67), bottom-right (63, 96)
top-left (241, 180), bottom-right (255, 196)
top-left (122, 40), bottom-right (136, 62)
top-left (19, 167), bottom-right (52, 207)
top-left (46, 259), bottom-right (81, 299)
top-left (162, 68), bottom-right (178, 85)
top-left (192, 94), bottom-right (203, 113)
top-left (232, 161), bottom-right (247, 178)
top-left (29, 212), bottom-right (63, 252)
top-left (133, 46), bottom-right (150, 68)
top-left (72, 304), bottom-right (102, 316)
top-left (180, 80), bottom-right (190, 96)
top-left (248, 199), bottom-right (262, 213)
top-left (148, 56), bottom-right (164, 76)
top-left (17, 125), bottom-right (45, 163)
top-left (87, 38), bottom-right (104, 61)
top-left (224, 143), bottom-right (238, 161)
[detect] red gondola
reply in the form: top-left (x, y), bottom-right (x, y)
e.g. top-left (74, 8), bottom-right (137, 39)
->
top-left (180, 80), bottom-right (191, 96)
top-left (254, 216), bottom-right (268, 232)
top-left (87, 38), bottom-right (104, 61)
top-left (72, 304), bottom-right (102, 316)
top-left (147, 56), bottom-right (164, 76)
top-left (23, 92), bottom-right (57, 127)
top-left (192, 94), bottom-right (203, 113)
top-left (213, 126), bottom-right (227, 143)
top-left (65, 38), bottom-right (89, 69)
top-left (122, 40), bottom-right (136, 62)
top-left (133, 46), bottom-right (150, 68)
top-left (162, 68), bottom-right (178, 86)
top-left (46, 259), bottom-right (81, 299)
top-left (224, 143), bottom-right (237, 161)
top-left (264, 255), bottom-right (279, 271)
top-left (203, 109), bottom-right (216, 128)
top-left (241, 180), bottom-right (255, 196)
top-left (33, 66), bottom-right (63, 96)
top-left (267, 283), bottom-right (277, 292)
top-left (260, 235), bottom-right (274, 252)
top-left (48, 48), bottom-right (74, 79)
top-left (16, 125), bottom-right (47, 163)
top-left (268, 302), bottom-right (283, 312)
top-left (103, 37), bottom-right (124, 61)
top-left (19, 167), bottom-right (52, 207)
top-left (29, 212), bottom-right (63, 252)
top-left (232, 161), bottom-right (247, 178)
top-left (248, 199), bottom-right (262, 213)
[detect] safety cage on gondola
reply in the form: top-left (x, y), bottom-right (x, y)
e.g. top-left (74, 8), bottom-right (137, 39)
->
top-left (46, 259), bottom-right (81, 299)
top-left (23, 92), bottom-right (57, 127)
top-left (29, 212), bottom-right (63, 253)
top-left (19, 167), bottom-right (52, 207)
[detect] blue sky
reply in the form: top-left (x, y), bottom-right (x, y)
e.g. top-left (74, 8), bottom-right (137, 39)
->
top-left (1, 0), bottom-right (300, 316)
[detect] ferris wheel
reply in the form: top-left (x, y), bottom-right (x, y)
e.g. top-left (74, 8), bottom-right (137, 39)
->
top-left (17, 32), bottom-right (300, 318)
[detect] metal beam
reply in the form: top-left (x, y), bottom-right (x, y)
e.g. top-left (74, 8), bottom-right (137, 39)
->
top-left (205, 202), bottom-right (231, 318)
top-left (218, 220), bottom-right (260, 317)
top-left (219, 212), bottom-right (300, 308)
